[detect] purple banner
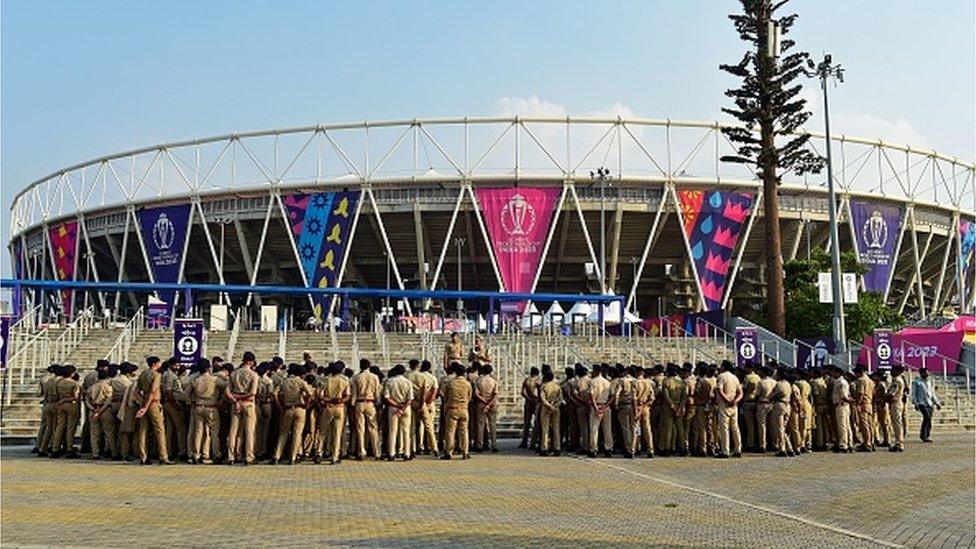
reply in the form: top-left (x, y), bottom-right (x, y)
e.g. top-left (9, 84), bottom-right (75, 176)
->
top-left (0, 316), bottom-right (10, 369)
top-left (850, 201), bottom-right (903, 294)
top-left (872, 329), bottom-right (894, 370)
top-left (796, 336), bottom-right (835, 369)
top-left (147, 301), bottom-right (170, 329)
top-left (48, 220), bottom-right (79, 317)
top-left (138, 204), bottom-right (192, 314)
top-left (735, 327), bottom-right (759, 368)
top-left (173, 318), bottom-right (204, 367)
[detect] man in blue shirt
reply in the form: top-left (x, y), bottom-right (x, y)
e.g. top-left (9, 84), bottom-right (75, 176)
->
top-left (910, 368), bottom-right (941, 443)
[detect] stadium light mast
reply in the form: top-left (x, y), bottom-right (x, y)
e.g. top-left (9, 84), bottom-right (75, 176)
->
top-left (804, 54), bottom-right (847, 355)
top-left (455, 237), bottom-right (465, 313)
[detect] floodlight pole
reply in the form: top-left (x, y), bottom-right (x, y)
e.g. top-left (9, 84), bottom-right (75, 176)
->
top-left (817, 54), bottom-right (847, 355)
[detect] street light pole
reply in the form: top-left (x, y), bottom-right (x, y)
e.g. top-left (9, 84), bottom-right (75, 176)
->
top-left (808, 54), bottom-right (847, 355)
top-left (590, 167), bottom-right (610, 294)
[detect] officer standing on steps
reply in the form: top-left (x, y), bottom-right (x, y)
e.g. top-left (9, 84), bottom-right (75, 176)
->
top-left (443, 332), bottom-right (465, 371)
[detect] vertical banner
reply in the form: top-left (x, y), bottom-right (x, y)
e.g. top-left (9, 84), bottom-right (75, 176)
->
top-left (960, 219), bottom-right (975, 304)
top-left (0, 315), bottom-right (10, 369)
top-left (173, 318), bottom-right (204, 367)
top-left (849, 201), bottom-right (904, 294)
top-left (678, 190), bottom-right (754, 311)
top-left (735, 326), bottom-right (759, 368)
top-left (796, 336), bottom-right (836, 369)
top-left (873, 329), bottom-right (893, 370)
top-left (285, 191), bottom-right (360, 319)
top-left (48, 220), bottom-right (79, 317)
top-left (138, 204), bottom-right (192, 314)
top-left (475, 187), bottom-right (561, 297)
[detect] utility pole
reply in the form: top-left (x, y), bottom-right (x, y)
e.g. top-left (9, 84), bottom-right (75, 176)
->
top-left (590, 167), bottom-right (610, 294)
top-left (805, 54), bottom-right (847, 355)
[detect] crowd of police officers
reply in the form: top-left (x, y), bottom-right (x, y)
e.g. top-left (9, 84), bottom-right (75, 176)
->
top-left (31, 332), bottom-right (913, 465)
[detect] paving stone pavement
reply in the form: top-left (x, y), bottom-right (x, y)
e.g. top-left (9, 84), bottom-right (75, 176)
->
top-left (1, 433), bottom-right (973, 548)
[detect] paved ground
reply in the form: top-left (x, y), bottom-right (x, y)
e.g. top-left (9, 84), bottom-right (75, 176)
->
top-left (2, 434), bottom-right (973, 548)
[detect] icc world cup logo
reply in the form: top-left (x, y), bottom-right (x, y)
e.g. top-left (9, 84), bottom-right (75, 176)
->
top-left (500, 194), bottom-right (536, 236)
top-left (862, 210), bottom-right (888, 249)
top-left (153, 213), bottom-right (176, 251)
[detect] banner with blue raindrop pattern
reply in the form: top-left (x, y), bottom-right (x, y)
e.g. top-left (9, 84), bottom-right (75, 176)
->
top-left (678, 189), bottom-right (754, 311)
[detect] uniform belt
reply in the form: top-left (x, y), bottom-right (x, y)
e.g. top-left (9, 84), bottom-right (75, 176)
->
top-left (447, 404), bottom-right (467, 409)
top-left (284, 404), bottom-right (306, 410)
top-left (195, 403), bottom-right (219, 408)
top-left (356, 398), bottom-right (375, 403)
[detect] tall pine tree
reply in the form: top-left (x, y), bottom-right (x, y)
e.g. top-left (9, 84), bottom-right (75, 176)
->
top-left (720, 0), bottom-right (825, 336)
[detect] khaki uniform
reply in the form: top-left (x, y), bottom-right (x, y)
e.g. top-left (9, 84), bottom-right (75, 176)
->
top-left (227, 366), bottom-right (259, 463)
top-left (274, 376), bottom-right (313, 461)
top-left (520, 375), bottom-right (540, 447)
top-left (852, 375), bottom-right (876, 449)
top-left (108, 375), bottom-right (131, 458)
top-left (88, 379), bottom-right (116, 456)
top-left (316, 375), bottom-right (350, 462)
top-left (560, 378), bottom-right (577, 450)
top-left (135, 368), bottom-right (168, 462)
top-left (34, 373), bottom-right (53, 452)
top-left (186, 372), bottom-right (222, 461)
top-left (612, 375), bottom-right (636, 456)
top-left (715, 371), bottom-right (742, 456)
top-left (444, 341), bottom-right (464, 367)
top-left (831, 376), bottom-right (853, 450)
top-left (571, 376), bottom-right (592, 452)
top-left (383, 376), bottom-right (414, 458)
top-left (873, 380), bottom-right (890, 446)
top-left (80, 370), bottom-right (99, 453)
top-left (469, 345), bottom-right (491, 366)
top-left (442, 376), bottom-right (472, 457)
top-left (256, 375), bottom-right (274, 458)
top-left (659, 376), bottom-right (686, 453)
top-left (741, 372), bottom-right (761, 450)
top-left (769, 379), bottom-right (792, 454)
top-left (796, 379), bottom-right (813, 449)
top-left (417, 371), bottom-right (439, 455)
top-left (350, 370), bottom-right (382, 459)
top-left (755, 377), bottom-right (776, 451)
top-left (161, 369), bottom-right (188, 458)
top-left (810, 377), bottom-right (831, 449)
top-left (588, 375), bottom-right (613, 453)
top-left (38, 376), bottom-right (61, 453)
top-left (539, 380), bottom-right (562, 452)
top-left (886, 375), bottom-right (907, 450)
top-left (633, 377), bottom-right (655, 456)
top-left (474, 374), bottom-right (499, 451)
top-left (51, 376), bottom-right (81, 453)
top-left (679, 376), bottom-right (696, 453)
top-left (692, 375), bottom-right (716, 455)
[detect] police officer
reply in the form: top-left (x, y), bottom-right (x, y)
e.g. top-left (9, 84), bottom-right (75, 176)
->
top-left (383, 364), bottom-right (414, 460)
top-left (587, 364), bottom-right (613, 458)
top-left (186, 358), bottom-right (221, 464)
top-left (519, 367), bottom-right (540, 449)
top-left (225, 351), bottom-right (259, 465)
top-left (50, 365), bottom-right (81, 458)
top-left (271, 363), bottom-right (314, 465)
top-left (350, 360), bottom-right (382, 460)
top-left (714, 360), bottom-right (743, 459)
top-left (829, 366), bottom-right (854, 453)
top-left (135, 356), bottom-right (172, 465)
top-left (886, 365), bottom-right (907, 452)
top-left (612, 364), bottom-right (636, 458)
top-left (851, 366), bottom-right (876, 452)
top-left (441, 362), bottom-right (472, 460)
top-left (316, 361), bottom-right (350, 464)
top-left (538, 367), bottom-right (562, 456)
top-left (474, 363), bottom-right (499, 453)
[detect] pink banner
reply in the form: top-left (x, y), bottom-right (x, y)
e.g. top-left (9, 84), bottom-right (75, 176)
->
top-left (939, 316), bottom-right (976, 334)
top-left (48, 220), bottom-right (79, 317)
top-left (475, 187), bottom-right (561, 294)
top-left (858, 330), bottom-right (965, 372)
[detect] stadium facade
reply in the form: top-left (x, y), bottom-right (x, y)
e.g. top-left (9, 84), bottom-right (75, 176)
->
top-left (7, 117), bottom-right (976, 324)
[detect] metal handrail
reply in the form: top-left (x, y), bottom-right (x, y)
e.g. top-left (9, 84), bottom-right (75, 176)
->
top-left (694, 318), bottom-right (782, 365)
top-left (226, 307), bottom-right (243, 362)
top-left (104, 307), bottom-right (144, 363)
top-left (50, 306), bottom-right (97, 366)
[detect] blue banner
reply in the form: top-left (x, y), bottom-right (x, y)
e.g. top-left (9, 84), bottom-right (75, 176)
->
top-left (138, 204), bottom-right (192, 315)
top-left (284, 191), bottom-right (360, 319)
top-left (173, 318), bottom-right (204, 367)
top-left (735, 327), bottom-right (759, 368)
top-left (850, 201), bottom-right (903, 294)
top-left (0, 316), bottom-right (10, 370)
top-left (796, 336), bottom-right (835, 369)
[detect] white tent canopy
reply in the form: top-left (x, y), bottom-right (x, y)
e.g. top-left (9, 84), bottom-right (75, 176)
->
top-left (543, 301), bottom-right (565, 325)
top-left (520, 303), bottom-right (543, 329)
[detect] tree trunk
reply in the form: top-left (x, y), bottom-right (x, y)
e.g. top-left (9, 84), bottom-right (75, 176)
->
top-left (758, 0), bottom-right (786, 336)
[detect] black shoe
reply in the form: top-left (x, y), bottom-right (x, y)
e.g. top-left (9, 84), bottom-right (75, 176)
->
top-left (491, 448), bottom-right (498, 453)
top-left (625, 453), bottom-right (635, 459)
top-left (553, 451), bottom-right (561, 456)
top-left (603, 451), bottom-right (613, 458)
top-left (440, 454), bottom-right (451, 460)
top-left (188, 457), bottom-right (197, 465)
top-left (314, 455), bottom-right (322, 464)
top-left (66, 452), bottom-right (81, 459)
top-left (226, 460), bottom-right (235, 466)
top-left (587, 452), bottom-right (597, 458)
top-left (386, 456), bottom-right (395, 462)
top-left (518, 443), bottom-right (527, 449)
top-left (715, 454), bottom-right (729, 459)
top-left (539, 450), bottom-right (549, 457)
top-left (922, 438), bottom-right (933, 443)
top-left (141, 459), bottom-right (151, 465)
top-left (288, 458), bottom-right (295, 465)
top-left (856, 446), bottom-right (870, 453)
top-left (30, 447), bottom-right (39, 454)
top-left (242, 461), bottom-right (250, 466)
top-left (268, 458), bottom-right (279, 465)
top-left (888, 446), bottom-right (898, 452)
top-left (832, 447), bottom-right (842, 453)
top-left (37, 451), bottom-right (48, 457)
top-left (732, 453), bottom-right (742, 458)
top-left (775, 452), bottom-right (788, 457)
top-left (845, 448), bottom-right (854, 454)
top-left (646, 454), bottom-right (654, 459)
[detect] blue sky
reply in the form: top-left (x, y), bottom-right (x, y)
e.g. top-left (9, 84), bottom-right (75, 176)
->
top-left (2, 0), bottom-right (974, 276)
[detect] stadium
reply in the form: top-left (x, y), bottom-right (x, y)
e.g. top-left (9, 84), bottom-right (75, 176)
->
top-left (7, 117), bottom-right (975, 326)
